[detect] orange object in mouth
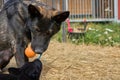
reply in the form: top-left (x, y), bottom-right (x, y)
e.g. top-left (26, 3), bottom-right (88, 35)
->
top-left (25, 43), bottom-right (36, 58)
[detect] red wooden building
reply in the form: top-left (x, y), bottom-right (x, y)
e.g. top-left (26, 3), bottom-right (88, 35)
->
top-left (118, 0), bottom-right (120, 20)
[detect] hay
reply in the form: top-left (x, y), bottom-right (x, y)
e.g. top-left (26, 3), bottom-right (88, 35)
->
top-left (7, 41), bottom-right (120, 80)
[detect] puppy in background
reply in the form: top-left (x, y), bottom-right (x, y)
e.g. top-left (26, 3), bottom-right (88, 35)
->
top-left (0, 59), bottom-right (42, 80)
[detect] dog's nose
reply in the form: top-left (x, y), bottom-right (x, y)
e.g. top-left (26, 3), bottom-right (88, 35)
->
top-left (35, 49), bottom-right (43, 54)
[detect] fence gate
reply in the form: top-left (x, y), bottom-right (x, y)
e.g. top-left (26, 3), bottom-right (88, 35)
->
top-left (66, 0), bottom-right (115, 22)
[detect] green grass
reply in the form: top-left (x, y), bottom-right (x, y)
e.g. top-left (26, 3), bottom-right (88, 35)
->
top-left (52, 22), bottom-right (120, 46)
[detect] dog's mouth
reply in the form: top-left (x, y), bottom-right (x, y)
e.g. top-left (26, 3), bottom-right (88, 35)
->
top-left (36, 52), bottom-right (42, 54)
top-left (34, 49), bottom-right (43, 54)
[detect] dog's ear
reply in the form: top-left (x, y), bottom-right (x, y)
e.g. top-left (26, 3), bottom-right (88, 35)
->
top-left (53, 11), bottom-right (70, 23)
top-left (8, 67), bottom-right (21, 75)
top-left (28, 4), bottom-right (43, 19)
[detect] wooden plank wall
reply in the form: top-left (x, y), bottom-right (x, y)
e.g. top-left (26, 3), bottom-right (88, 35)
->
top-left (38, 0), bottom-right (92, 15)
top-left (68, 0), bottom-right (92, 15)
top-left (0, 0), bottom-right (3, 9)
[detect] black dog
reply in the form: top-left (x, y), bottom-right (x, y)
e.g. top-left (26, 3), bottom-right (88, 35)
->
top-left (0, 0), bottom-right (69, 68)
top-left (0, 59), bottom-right (42, 80)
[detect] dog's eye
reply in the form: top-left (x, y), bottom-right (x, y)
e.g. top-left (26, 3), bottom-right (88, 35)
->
top-left (36, 28), bottom-right (40, 32)
top-left (45, 29), bottom-right (53, 35)
top-left (45, 31), bottom-right (50, 35)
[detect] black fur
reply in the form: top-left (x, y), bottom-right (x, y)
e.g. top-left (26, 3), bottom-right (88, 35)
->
top-left (0, 59), bottom-right (42, 80)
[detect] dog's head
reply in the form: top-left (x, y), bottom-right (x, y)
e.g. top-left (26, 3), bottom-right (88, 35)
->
top-left (8, 59), bottom-right (42, 80)
top-left (27, 4), bottom-right (70, 54)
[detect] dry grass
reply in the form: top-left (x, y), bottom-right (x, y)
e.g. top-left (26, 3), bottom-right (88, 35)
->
top-left (7, 41), bottom-right (120, 80)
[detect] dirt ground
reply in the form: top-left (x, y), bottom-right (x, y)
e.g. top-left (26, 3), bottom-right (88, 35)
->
top-left (7, 41), bottom-right (120, 80)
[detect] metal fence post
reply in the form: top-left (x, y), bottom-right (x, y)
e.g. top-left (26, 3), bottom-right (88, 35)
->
top-left (92, 0), bottom-right (95, 18)
top-left (62, 22), bottom-right (66, 42)
top-left (62, 0), bottom-right (68, 42)
top-left (114, 0), bottom-right (118, 22)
